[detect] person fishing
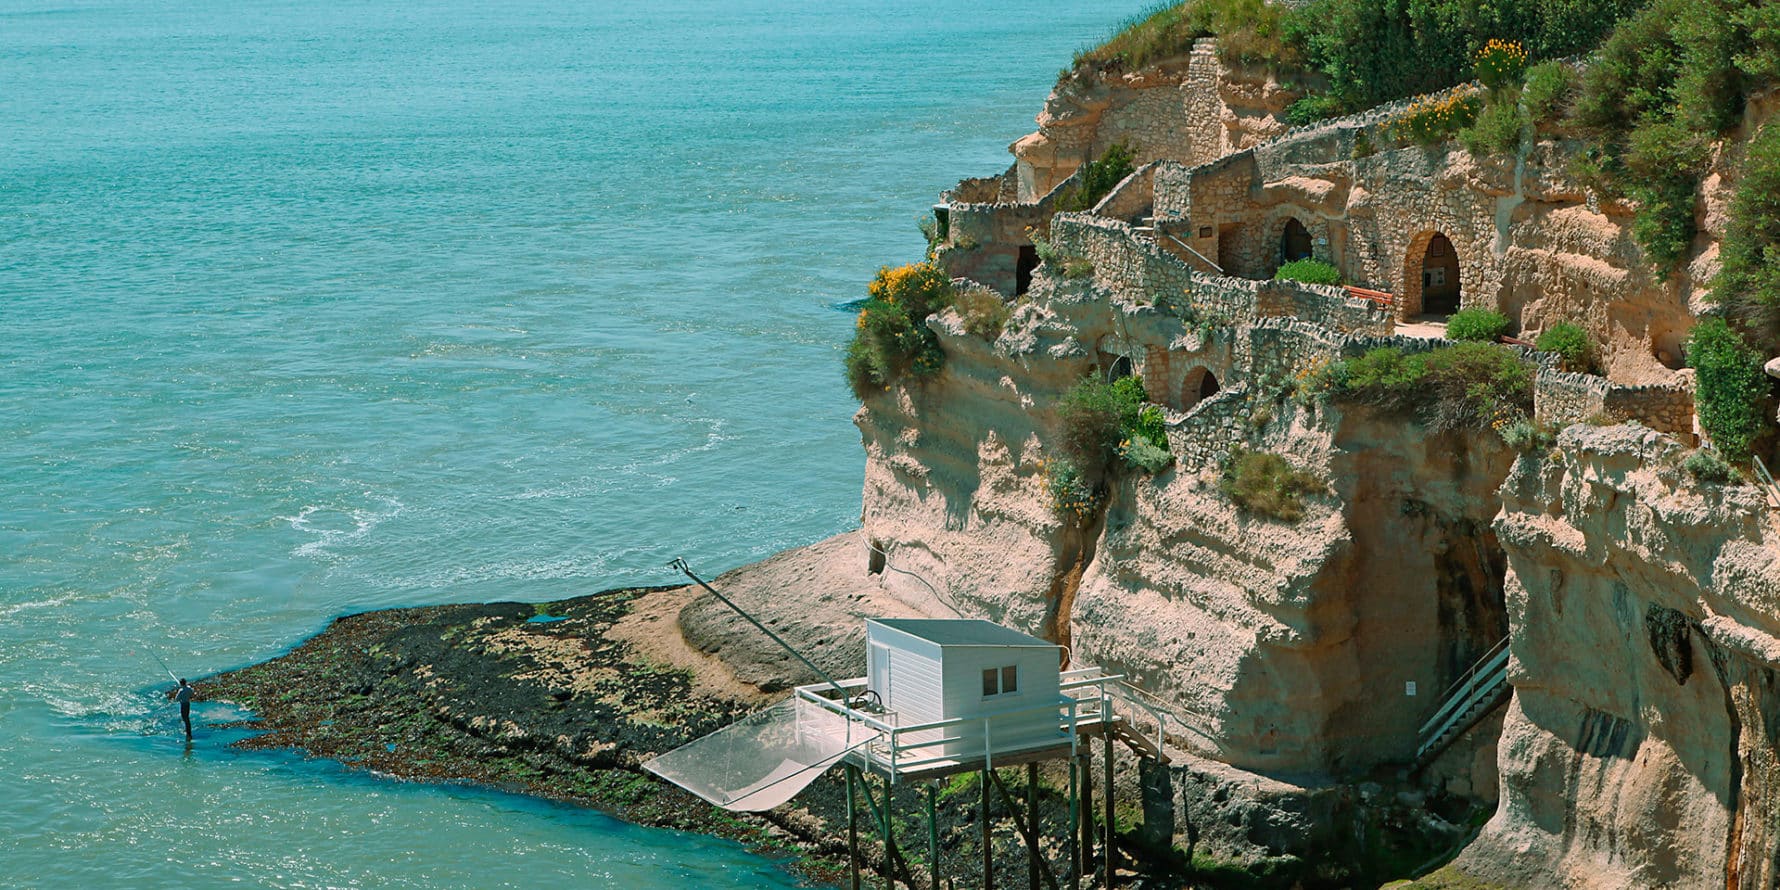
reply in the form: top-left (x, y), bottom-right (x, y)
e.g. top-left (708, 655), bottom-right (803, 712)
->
top-left (172, 678), bottom-right (195, 741)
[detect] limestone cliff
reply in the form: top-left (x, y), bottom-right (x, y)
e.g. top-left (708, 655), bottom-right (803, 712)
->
top-left (1447, 425), bottom-right (1780, 890)
top-left (853, 31), bottom-right (1780, 888)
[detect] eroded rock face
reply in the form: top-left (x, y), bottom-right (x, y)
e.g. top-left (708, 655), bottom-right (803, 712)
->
top-left (1451, 425), bottom-right (1780, 889)
top-left (1012, 39), bottom-right (1299, 202)
top-left (859, 267), bottom-right (1514, 781)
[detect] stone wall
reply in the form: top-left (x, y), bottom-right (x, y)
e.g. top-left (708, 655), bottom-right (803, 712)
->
top-left (1534, 368), bottom-right (1696, 440)
top-left (1011, 39), bottom-right (1298, 202)
top-left (1049, 214), bottom-right (1394, 336)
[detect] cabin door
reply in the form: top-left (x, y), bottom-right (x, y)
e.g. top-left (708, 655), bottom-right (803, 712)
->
top-left (869, 643), bottom-right (892, 710)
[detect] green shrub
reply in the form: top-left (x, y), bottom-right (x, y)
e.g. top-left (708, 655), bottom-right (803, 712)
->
top-left (1056, 142), bottom-right (1137, 212)
top-left (1058, 376), bottom-right (1142, 467)
top-left (1220, 449), bottom-right (1322, 522)
top-left (1387, 88), bottom-right (1482, 145)
top-left (955, 287), bottom-right (1011, 339)
top-left (1045, 457), bottom-right (1104, 524)
top-left (1445, 308), bottom-right (1512, 342)
top-left (1293, 0), bottom-right (1640, 117)
top-left (1473, 39), bottom-right (1528, 92)
top-left (1687, 317), bottom-right (1770, 463)
top-left (1119, 435), bottom-right (1174, 474)
top-left (1063, 258), bottom-right (1096, 280)
top-left (1274, 258), bottom-right (1341, 285)
top-left (1683, 448), bottom-right (1734, 484)
top-left (843, 263), bottom-right (954, 400)
top-left (1535, 322), bottom-right (1592, 372)
top-left (1714, 122), bottom-right (1780, 343)
top-left (1566, 0), bottom-right (1760, 272)
top-left (1057, 375), bottom-right (1173, 473)
top-left (1521, 60), bottom-right (1575, 124)
top-left (1334, 342), bottom-right (1534, 435)
top-left (1500, 420), bottom-right (1555, 453)
top-left (1459, 94), bottom-right (1527, 156)
top-left (1288, 93), bottom-right (1345, 126)
top-left (1030, 234), bottom-right (1061, 265)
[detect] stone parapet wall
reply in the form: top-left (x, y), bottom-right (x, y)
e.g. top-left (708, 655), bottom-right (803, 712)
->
top-left (1534, 368), bottom-right (1695, 439)
top-left (1165, 384), bottom-right (1252, 472)
top-left (1050, 212), bottom-right (1197, 312)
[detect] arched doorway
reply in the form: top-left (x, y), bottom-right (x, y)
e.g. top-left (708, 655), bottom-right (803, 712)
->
top-left (1280, 218), bottom-right (1313, 264)
top-left (1419, 233), bottom-right (1461, 316)
top-left (1180, 367), bottom-right (1221, 410)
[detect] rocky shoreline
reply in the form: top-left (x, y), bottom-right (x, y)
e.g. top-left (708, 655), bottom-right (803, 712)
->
top-left (199, 583), bottom-right (858, 882)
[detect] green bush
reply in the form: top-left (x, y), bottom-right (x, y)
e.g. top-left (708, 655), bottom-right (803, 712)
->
top-left (1683, 448), bottom-right (1734, 484)
top-left (1334, 342), bottom-right (1534, 435)
top-left (1459, 94), bottom-right (1527, 156)
top-left (1714, 122), bottom-right (1780, 344)
top-left (1687, 318), bottom-right (1770, 463)
top-left (1535, 322), bottom-right (1592, 372)
top-left (954, 287), bottom-right (1011, 340)
top-left (1500, 420), bottom-right (1555, 453)
top-left (1058, 376), bottom-right (1143, 467)
top-left (1274, 258), bottom-right (1341, 285)
top-left (1063, 258), bottom-right (1096, 280)
top-left (1292, 0), bottom-right (1641, 117)
top-left (1119, 435), bottom-right (1174, 474)
top-left (1057, 375), bottom-right (1173, 473)
top-left (1045, 457), bottom-right (1104, 524)
top-left (1056, 142), bottom-right (1138, 212)
top-left (1566, 0), bottom-right (1770, 272)
top-left (844, 263), bottom-right (954, 400)
top-left (1220, 449), bottom-right (1322, 522)
top-left (1521, 60), bottom-right (1575, 124)
top-left (1445, 308), bottom-right (1512, 342)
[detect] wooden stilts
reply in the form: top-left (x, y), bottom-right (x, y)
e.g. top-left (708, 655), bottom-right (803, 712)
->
top-left (881, 774), bottom-right (897, 890)
top-left (928, 782), bottom-right (939, 890)
top-left (1078, 751), bottom-right (1094, 881)
top-left (1067, 753), bottom-right (1080, 890)
top-left (981, 768), bottom-right (993, 890)
top-left (986, 770), bottom-right (1061, 890)
top-left (1026, 763), bottom-right (1041, 890)
top-left (848, 765), bottom-right (862, 890)
top-left (1103, 728), bottom-right (1115, 889)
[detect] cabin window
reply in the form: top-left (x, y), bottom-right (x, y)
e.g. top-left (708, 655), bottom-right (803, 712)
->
top-left (982, 665), bottom-right (1019, 696)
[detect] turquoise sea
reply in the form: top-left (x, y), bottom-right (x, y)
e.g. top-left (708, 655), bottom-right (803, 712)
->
top-left (1, 1), bottom-right (1144, 886)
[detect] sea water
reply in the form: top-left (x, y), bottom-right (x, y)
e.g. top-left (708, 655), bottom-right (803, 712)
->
top-left (0, 0), bottom-right (1146, 885)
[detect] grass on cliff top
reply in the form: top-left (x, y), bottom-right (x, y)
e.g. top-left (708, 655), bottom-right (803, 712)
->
top-left (1326, 342), bottom-right (1533, 437)
top-left (1071, 0), bottom-right (1299, 72)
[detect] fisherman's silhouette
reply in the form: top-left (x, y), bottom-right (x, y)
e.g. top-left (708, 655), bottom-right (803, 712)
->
top-left (171, 679), bottom-right (194, 741)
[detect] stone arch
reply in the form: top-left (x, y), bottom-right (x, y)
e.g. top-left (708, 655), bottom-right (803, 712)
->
top-left (1180, 366), bottom-right (1221, 411)
top-left (1401, 230), bottom-right (1465, 320)
top-left (1262, 208), bottom-right (1335, 277)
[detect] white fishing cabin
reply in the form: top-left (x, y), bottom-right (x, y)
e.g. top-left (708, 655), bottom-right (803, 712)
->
top-left (864, 618), bottom-right (1065, 759)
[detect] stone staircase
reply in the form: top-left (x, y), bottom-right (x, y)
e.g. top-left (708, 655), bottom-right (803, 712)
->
top-left (1414, 637), bottom-right (1512, 769)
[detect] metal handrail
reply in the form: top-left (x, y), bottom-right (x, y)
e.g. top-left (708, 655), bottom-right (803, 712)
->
top-left (1160, 228), bottom-right (1225, 275)
top-left (1754, 455), bottom-right (1780, 509)
top-left (1417, 638), bottom-right (1511, 739)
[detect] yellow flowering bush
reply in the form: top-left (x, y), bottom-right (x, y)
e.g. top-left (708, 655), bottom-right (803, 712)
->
top-left (1387, 87), bottom-right (1482, 146)
top-left (844, 262), bottom-right (955, 400)
top-left (1474, 39), bottom-right (1528, 91)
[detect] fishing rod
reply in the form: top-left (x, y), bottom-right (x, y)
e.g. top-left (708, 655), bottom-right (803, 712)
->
top-left (668, 557), bottom-right (851, 704)
top-left (143, 645), bottom-right (180, 685)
